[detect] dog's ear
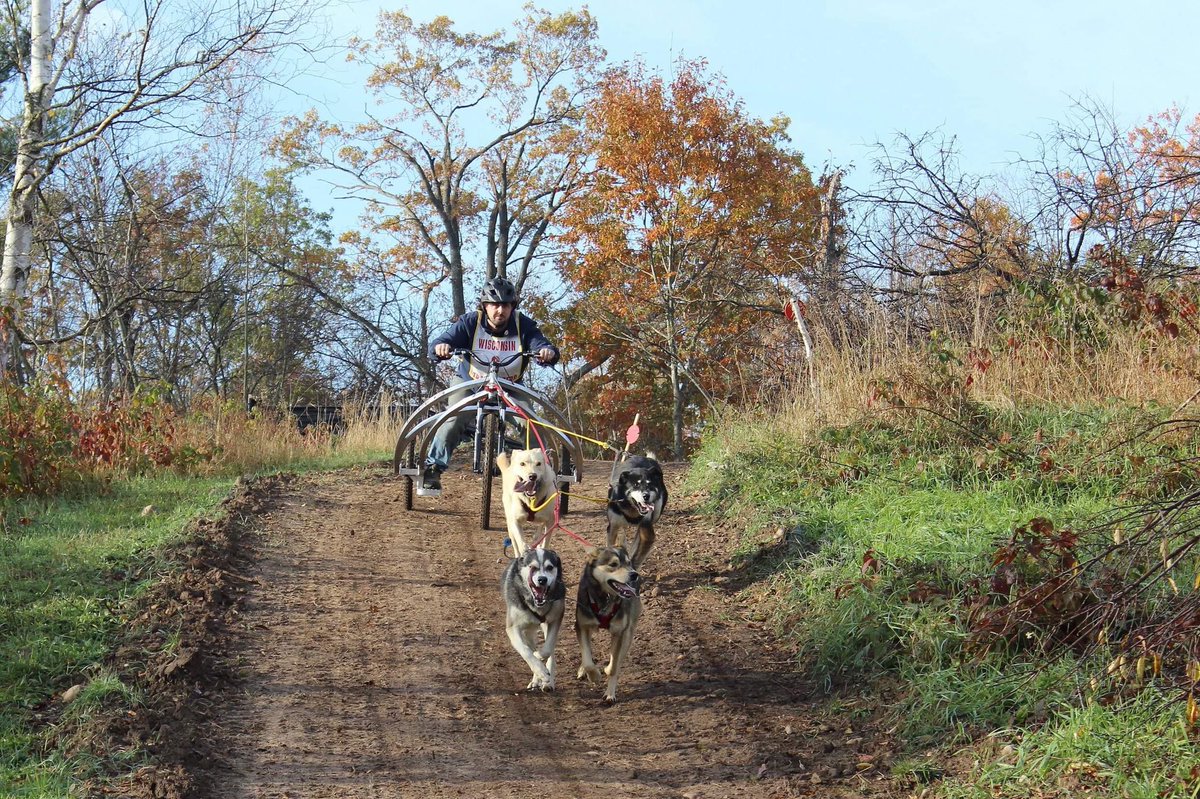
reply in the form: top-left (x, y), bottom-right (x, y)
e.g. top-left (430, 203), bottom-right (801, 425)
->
top-left (496, 451), bottom-right (510, 472)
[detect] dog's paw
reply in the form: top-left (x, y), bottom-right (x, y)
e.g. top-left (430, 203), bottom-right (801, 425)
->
top-left (527, 673), bottom-right (555, 691)
top-left (526, 664), bottom-right (553, 691)
top-left (579, 665), bottom-right (603, 684)
top-left (603, 691), bottom-right (618, 704)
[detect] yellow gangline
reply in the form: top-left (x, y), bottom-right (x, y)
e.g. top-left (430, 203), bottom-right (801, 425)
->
top-left (529, 491), bottom-right (559, 512)
top-left (529, 488), bottom-right (608, 508)
top-left (527, 418), bottom-right (617, 451)
top-left (563, 490), bottom-right (609, 504)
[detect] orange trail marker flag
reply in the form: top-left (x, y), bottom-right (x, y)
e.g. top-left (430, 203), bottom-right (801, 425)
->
top-left (625, 413), bottom-right (640, 451)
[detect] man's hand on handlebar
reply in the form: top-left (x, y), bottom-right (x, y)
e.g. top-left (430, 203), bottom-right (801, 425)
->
top-left (432, 345), bottom-right (555, 365)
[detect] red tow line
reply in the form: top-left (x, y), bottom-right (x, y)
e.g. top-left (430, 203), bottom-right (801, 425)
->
top-left (495, 384), bottom-right (593, 551)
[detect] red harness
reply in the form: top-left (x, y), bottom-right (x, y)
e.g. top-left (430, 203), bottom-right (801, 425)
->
top-left (585, 588), bottom-right (620, 630)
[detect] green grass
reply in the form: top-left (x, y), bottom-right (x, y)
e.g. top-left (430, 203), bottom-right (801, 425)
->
top-left (942, 690), bottom-right (1200, 798)
top-left (692, 400), bottom-right (1200, 797)
top-left (0, 473), bottom-right (236, 795)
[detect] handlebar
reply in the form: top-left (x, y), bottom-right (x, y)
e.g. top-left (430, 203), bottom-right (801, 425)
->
top-left (435, 348), bottom-right (549, 367)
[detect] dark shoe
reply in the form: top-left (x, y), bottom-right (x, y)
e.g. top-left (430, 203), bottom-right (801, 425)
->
top-left (417, 466), bottom-right (443, 497)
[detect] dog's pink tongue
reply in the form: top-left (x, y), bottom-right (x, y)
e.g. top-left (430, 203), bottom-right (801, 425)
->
top-left (613, 581), bottom-right (637, 599)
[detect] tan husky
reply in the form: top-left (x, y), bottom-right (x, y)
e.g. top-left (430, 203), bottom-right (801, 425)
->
top-left (575, 546), bottom-right (641, 703)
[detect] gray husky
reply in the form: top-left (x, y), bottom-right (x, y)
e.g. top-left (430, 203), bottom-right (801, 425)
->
top-left (501, 547), bottom-right (566, 691)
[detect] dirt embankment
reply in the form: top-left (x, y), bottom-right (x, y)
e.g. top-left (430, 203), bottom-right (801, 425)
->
top-left (117, 461), bottom-right (904, 798)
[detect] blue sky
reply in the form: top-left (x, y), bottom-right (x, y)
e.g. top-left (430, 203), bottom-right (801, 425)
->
top-left (291, 0), bottom-right (1199, 232)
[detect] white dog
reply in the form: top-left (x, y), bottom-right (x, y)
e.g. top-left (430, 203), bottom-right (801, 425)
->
top-left (496, 448), bottom-right (558, 556)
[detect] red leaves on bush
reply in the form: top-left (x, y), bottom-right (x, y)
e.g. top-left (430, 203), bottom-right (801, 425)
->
top-left (0, 382), bottom-right (77, 499)
top-left (74, 402), bottom-right (178, 471)
top-left (0, 381), bottom-right (182, 500)
top-left (969, 517), bottom-right (1088, 652)
top-left (1094, 257), bottom-right (1200, 339)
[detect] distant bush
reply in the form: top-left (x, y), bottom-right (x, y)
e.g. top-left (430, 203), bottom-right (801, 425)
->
top-left (0, 381), bottom-right (410, 501)
top-left (0, 378), bottom-right (190, 500)
top-left (0, 378), bottom-right (83, 499)
top-left (73, 394), bottom-right (182, 474)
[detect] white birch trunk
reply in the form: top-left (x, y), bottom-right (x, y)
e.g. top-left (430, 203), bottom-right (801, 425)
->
top-left (788, 298), bottom-right (819, 402)
top-left (0, 0), bottom-right (52, 379)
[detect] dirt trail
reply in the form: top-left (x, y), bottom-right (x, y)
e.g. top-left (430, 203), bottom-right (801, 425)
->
top-left (189, 462), bottom-right (900, 798)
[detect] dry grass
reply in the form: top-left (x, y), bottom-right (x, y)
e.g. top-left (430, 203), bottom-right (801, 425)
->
top-left (977, 332), bottom-right (1198, 410)
top-left (168, 395), bottom-right (405, 475)
top-left (759, 318), bottom-right (1200, 446)
top-left (338, 398), bottom-right (407, 457)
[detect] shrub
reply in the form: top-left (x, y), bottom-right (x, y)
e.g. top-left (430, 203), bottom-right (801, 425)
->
top-left (0, 379), bottom-right (83, 499)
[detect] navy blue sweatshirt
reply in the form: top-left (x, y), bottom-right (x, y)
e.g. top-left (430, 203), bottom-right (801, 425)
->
top-left (428, 311), bottom-right (560, 382)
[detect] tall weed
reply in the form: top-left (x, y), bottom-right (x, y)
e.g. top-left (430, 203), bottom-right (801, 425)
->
top-left (0, 379), bottom-right (85, 499)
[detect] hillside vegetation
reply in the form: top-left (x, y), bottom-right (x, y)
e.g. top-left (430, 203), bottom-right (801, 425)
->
top-left (690, 322), bottom-right (1200, 797)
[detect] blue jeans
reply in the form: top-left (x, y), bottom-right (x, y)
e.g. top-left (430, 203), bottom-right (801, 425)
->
top-left (425, 375), bottom-right (536, 469)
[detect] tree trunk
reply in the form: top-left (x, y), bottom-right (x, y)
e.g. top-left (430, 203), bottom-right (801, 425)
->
top-left (118, 308), bottom-right (137, 397)
top-left (789, 298), bottom-right (819, 401)
top-left (670, 360), bottom-right (684, 457)
top-left (0, 0), bottom-right (51, 381)
top-left (812, 167), bottom-right (844, 347)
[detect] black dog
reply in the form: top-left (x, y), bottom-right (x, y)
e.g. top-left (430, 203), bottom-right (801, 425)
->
top-left (606, 454), bottom-right (667, 569)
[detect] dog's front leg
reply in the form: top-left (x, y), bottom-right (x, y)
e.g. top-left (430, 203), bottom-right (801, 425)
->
top-left (632, 524), bottom-right (655, 569)
top-left (506, 518), bottom-right (528, 558)
top-left (507, 622), bottom-right (552, 690)
top-left (537, 523), bottom-right (553, 552)
top-left (576, 624), bottom-right (602, 684)
top-left (538, 619), bottom-right (562, 687)
top-left (605, 518), bottom-right (622, 550)
top-left (603, 625), bottom-right (636, 703)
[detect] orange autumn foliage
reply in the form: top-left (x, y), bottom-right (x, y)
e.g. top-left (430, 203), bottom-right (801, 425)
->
top-left (1063, 106), bottom-right (1200, 263)
top-left (556, 58), bottom-right (820, 453)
